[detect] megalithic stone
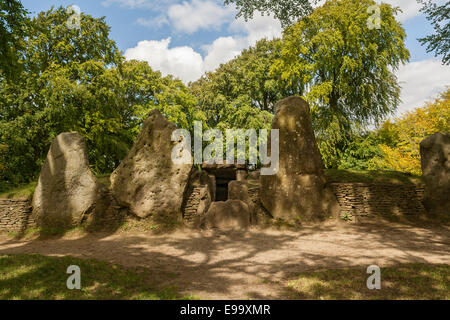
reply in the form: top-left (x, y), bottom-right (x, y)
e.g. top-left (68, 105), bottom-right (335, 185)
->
top-left (260, 96), bottom-right (341, 223)
top-left (420, 132), bottom-right (450, 217)
top-left (32, 132), bottom-right (102, 228)
top-left (110, 109), bottom-right (193, 220)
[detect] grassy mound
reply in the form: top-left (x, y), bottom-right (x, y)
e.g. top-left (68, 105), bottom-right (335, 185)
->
top-left (324, 169), bottom-right (424, 185)
top-left (0, 170), bottom-right (424, 200)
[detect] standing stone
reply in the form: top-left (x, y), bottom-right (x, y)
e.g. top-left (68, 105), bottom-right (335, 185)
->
top-left (228, 180), bottom-right (255, 223)
top-left (110, 109), bottom-right (193, 220)
top-left (204, 200), bottom-right (251, 230)
top-left (32, 132), bottom-right (102, 228)
top-left (260, 96), bottom-right (340, 223)
top-left (420, 132), bottom-right (450, 216)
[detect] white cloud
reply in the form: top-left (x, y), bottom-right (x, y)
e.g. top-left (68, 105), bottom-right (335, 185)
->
top-left (125, 12), bottom-right (282, 83)
top-left (380, 0), bottom-right (422, 22)
top-left (396, 59), bottom-right (450, 115)
top-left (101, 0), bottom-right (154, 9)
top-left (202, 36), bottom-right (246, 72)
top-left (167, 0), bottom-right (235, 34)
top-left (314, 0), bottom-right (425, 23)
top-left (124, 38), bottom-right (204, 83)
top-left (136, 15), bottom-right (169, 28)
top-left (229, 13), bottom-right (282, 47)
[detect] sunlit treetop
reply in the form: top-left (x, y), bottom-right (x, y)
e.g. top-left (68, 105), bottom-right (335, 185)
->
top-left (224, 0), bottom-right (317, 27)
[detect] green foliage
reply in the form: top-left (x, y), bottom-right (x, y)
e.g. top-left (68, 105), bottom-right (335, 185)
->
top-left (189, 39), bottom-right (303, 165)
top-left (224, 0), bottom-right (315, 27)
top-left (369, 89), bottom-right (450, 175)
top-left (190, 39), bottom-right (300, 129)
top-left (338, 132), bottom-right (385, 170)
top-left (0, 7), bottom-right (201, 190)
top-left (335, 88), bottom-right (450, 175)
top-left (418, 0), bottom-right (450, 65)
top-left (0, 0), bottom-right (28, 80)
top-left (341, 211), bottom-right (353, 222)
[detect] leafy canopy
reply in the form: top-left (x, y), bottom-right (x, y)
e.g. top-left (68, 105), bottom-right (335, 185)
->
top-left (337, 88), bottom-right (450, 174)
top-left (224, 0), bottom-right (316, 27)
top-left (418, 0), bottom-right (450, 65)
top-left (190, 39), bottom-right (300, 130)
top-left (370, 89), bottom-right (450, 175)
top-left (272, 0), bottom-right (410, 167)
top-left (0, 6), bottom-right (202, 190)
top-left (0, 0), bottom-right (28, 80)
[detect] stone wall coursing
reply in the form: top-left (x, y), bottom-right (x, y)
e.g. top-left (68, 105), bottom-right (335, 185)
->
top-left (330, 183), bottom-right (426, 217)
top-left (0, 182), bottom-right (429, 232)
top-left (183, 186), bottom-right (204, 224)
top-left (0, 199), bottom-right (36, 231)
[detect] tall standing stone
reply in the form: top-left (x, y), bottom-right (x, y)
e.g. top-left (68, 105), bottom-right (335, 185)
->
top-left (110, 109), bottom-right (193, 220)
top-left (260, 96), bottom-right (340, 223)
top-left (420, 132), bottom-right (450, 216)
top-left (32, 132), bottom-right (102, 228)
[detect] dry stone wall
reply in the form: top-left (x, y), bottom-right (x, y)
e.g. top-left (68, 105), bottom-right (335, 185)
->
top-left (0, 182), bottom-right (429, 232)
top-left (0, 199), bottom-right (36, 231)
top-left (330, 183), bottom-right (426, 217)
top-left (183, 186), bottom-right (205, 224)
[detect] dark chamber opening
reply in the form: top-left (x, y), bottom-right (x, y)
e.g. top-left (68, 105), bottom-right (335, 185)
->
top-left (201, 164), bottom-right (245, 202)
top-left (215, 178), bottom-right (232, 201)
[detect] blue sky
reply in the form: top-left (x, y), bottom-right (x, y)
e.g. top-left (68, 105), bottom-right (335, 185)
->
top-left (21, 0), bottom-right (450, 115)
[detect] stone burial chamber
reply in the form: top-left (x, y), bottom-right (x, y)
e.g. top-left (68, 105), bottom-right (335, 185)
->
top-left (28, 97), bottom-right (341, 231)
top-left (28, 97), bottom-right (446, 232)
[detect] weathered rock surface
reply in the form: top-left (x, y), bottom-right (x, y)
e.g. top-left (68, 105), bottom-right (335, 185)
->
top-left (228, 181), bottom-right (249, 202)
top-left (204, 200), bottom-right (250, 230)
top-left (32, 132), bottom-right (102, 228)
top-left (260, 96), bottom-right (340, 223)
top-left (420, 132), bottom-right (450, 216)
top-left (182, 170), bottom-right (215, 227)
top-left (110, 109), bottom-right (193, 220)
top-left (228, 180), bottom-right (255, 223)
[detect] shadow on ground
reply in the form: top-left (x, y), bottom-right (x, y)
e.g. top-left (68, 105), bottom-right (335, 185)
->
top-left (0, 218), bottom-right (449, 299)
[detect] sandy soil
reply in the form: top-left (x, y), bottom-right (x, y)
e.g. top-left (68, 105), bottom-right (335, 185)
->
top-left (0, 220), bottom-right (449, 299)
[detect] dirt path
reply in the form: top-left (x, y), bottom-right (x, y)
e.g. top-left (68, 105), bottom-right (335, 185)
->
top-left (0, 221), bottom-right (449, 299)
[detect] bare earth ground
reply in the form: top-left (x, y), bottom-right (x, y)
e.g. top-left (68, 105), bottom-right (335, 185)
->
top-left (0, 220), bottom-right (449, 299)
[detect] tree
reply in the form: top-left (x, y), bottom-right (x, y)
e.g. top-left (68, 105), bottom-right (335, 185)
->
top-left (370, 89), bottom-right (450, 175)
top-left (190, 39), bottom-right (298, 129)
top-left (0, 7), bottom-right (202, 189)
top-left (224, 0), bottom-right (316, 27)
top-left (272, 0), bottom-right (410, 167)
top-left (418, 0), bottom-right (450, 65)
top-left (0, 0), bottom-right (28, 80)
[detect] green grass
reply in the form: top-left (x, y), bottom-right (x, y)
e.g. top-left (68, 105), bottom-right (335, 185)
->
top-left (97, 173), bottom-right (112, 188)
top-left (0, 173), bottom-right (112, 200)
top-left (286, 264), bottom-right (449, 300)
top-left (324, 169), bottom-right (424, 185)
top-left (0, 254), bottom-right (196, 300)
top-left (0, 181), bottom-right (37, 200)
